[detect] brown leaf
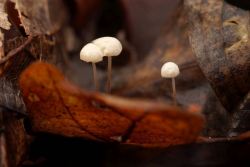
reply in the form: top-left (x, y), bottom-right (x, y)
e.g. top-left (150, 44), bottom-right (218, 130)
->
top-left (3, 112), bottom-right (28, 167)
top-left (19, 62), bottom-right (204, 147)
top-left (0, 0), bottom-right (10, 61)
top-left (0, 112), bottom-right (8, 167)
top-left (0, 76), bottom-right (29, 167)
top-left (186, 0), bottom-right (250, 111)
top-left (0, 0), bottom-right (11, 30)
top-left (10, 0), bottom-right (67, 35)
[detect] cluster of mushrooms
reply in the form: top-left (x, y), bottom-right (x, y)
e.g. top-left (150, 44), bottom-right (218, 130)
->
top-left (80, 36), bottom-right (179, 105)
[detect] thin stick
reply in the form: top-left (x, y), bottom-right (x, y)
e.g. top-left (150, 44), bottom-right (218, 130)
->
top-left (107, 56), bottom-right (112, 93)
top-left (92, 63), bottom-right (98, 90)
top-left (172, 78), bottom-right (177, 106)
top-left (0, 36), bottom-right (34, 64)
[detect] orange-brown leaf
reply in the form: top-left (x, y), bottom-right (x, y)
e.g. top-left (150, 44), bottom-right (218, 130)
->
top-left (19, 62), bottom-right (204, 147)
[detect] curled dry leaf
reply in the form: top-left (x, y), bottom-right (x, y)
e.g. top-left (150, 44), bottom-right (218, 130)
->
top-left (19, 62), bottom-right (204, 147)
top-left (186, 0), bottom-right (250, 111)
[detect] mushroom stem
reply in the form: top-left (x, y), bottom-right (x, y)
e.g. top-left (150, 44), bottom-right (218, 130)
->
top-left (107, 56), bottom-right (112, 93)
top-left (172, 78), bottom-right (177, 106)
top-left (92, 62), bottom-right (98, 90)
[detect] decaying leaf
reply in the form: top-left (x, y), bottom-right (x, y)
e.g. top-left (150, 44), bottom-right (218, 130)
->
top-left (0, 0), bottom-right (69, 165)
top-left (0, 0), bottom-right (10, 60)
top-left (0, 0), bottom-right (11, 30)
top-left (0, 111), bottom-right (8, 167)
top-left (3, 112), bottom-right (28, 167)
top-left (186, 0), bottom-right (250, 112)
top-left (10, 0), bottom-right (66, 35)
top-left (19, 62), bottom-right (204, 147)
top-left (0, 60), bottom-right (31, 167)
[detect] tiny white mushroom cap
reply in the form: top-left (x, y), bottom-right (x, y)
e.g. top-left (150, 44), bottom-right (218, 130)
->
top-left (80, 43), bottom-right (104, 63)
top-left (92, 37), bottom-right (122, 57)
top-left (161, 62), bottom-right (180, 78)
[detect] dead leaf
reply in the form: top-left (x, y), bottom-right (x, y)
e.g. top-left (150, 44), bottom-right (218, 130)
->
top-left (0, 0), bottom-right (11, 30)
top-left (0, 112), bottom-right (8, 167)
top-left (19, 62), bottom-right (204, 147)
top-left (0, 0), bottom-right (10, 60)
top-left (3, 112), bottom-right (28, 167)
top-left (10, 0), bottom-right (66, 35)
top-left (186, 0), bottom-right (250, 112)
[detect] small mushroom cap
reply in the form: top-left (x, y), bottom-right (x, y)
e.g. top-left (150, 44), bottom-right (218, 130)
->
top-left (92, 37), bottom-right (122, 57)
top-left (80, 43), bottom-right (104, 63)
top-left (161, 62), bottom-right (180, 78)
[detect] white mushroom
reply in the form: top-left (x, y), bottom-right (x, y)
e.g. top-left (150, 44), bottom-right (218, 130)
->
top-left (161, 62), bottom-right (180, 105)
top-left (92, 37), bottom-right (122, 93)
top-left (80, 43), bottom-right (104, 90)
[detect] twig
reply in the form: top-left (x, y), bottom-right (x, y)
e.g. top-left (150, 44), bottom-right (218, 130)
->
top-left (0, 36), bottom-right (34, 65)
